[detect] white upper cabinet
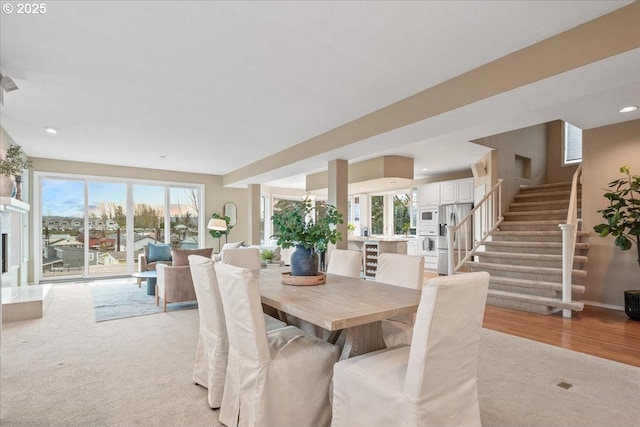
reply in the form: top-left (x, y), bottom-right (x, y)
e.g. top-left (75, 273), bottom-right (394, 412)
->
top-left (418, 183), bottom-right (440, 206)
top-left (439, 178), bottom-right (473, 204)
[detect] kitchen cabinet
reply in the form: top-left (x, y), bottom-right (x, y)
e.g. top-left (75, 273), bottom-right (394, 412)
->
top-left (439, 178), bottom-right (473, 204)
top-left (363, 240), bottom-right (408, 279)
top-left (418, 183), bottom-right (440, 206)
top-left (423, 254), bottom-right (437, 271)
top-left (406, 239), bottom-right (418, 256)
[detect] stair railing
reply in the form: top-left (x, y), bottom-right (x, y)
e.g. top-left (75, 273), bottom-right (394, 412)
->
top-left (448, 179), bottom-right (504, 275)
top-left (559, 163), bottom-right (582, 318)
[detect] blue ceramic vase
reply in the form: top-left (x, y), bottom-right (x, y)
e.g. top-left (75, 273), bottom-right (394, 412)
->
top-left (290, 245), bottom-right (319, 276)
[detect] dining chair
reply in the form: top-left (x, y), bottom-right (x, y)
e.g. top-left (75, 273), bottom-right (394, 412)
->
top-left (220, 246), bottom-right (287, 326)
top-left (374, 253), bottom-right (424, 347)
top-left (188, 255), bottom-right (228, 409)
top-left (221, 247), bottom-right (262, 273)
top-left (214, 262), bottom-right (340, 427)
top-left (331, 271), bottom-right (490, 427)
top-left (326, 249), bottom-right (363, 278)
top-left (188, 255), bottom-right (286, 409)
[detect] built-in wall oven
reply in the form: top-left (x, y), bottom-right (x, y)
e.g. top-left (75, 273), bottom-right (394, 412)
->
top-left (418, 207), bottom-right (438, 228)
top-left (418, 232), bottom-right (438, 256)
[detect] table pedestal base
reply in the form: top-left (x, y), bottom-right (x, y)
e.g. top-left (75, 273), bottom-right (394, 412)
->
top-left (146, 277), bottom-right (157, 296)
top-left (340, 321), bottom-right (386, 360)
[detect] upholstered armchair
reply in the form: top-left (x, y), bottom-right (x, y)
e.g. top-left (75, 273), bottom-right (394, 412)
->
top-left (155, 247), bottom-right (213, 312)
top-left (137, 242), bottom-right (173, 287)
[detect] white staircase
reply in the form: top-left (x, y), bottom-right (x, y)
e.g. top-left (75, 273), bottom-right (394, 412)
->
top-left (466, 181), bottom-right (588, 315)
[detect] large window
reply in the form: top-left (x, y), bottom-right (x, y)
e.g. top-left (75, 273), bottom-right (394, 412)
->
top-left (370, 195), bottom-right (384, 235)
top-left (564, 121), bottom-right (583, 165)
top-left (369, 189), bottom-right (416, 237)
top-left (393, 193), bottom-right (412, 235)
top-left (37, 173), bottom-right (204, 282)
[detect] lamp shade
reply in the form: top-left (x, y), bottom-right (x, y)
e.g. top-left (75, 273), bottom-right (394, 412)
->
top-left (207, 218), bottom-right (227, 231)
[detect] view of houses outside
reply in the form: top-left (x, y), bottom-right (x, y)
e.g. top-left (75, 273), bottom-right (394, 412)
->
top-left (41, 178), bottom-right (201, 279)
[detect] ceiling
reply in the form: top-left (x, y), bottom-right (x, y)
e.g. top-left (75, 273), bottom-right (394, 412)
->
top-left (1, 1), bottom-right (638, 191)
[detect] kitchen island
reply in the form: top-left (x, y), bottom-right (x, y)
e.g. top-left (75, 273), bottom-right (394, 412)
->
top-left (348, 236), bottom-right (411, 279)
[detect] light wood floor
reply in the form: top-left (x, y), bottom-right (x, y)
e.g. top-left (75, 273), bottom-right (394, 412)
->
top-left (482, 304), bottom-right (640, 368)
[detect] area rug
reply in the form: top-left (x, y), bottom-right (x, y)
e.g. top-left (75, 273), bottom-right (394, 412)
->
top-left (478, 328), bottom-right (640, 427)
top-left (91, 281), bottom-right (197, 322)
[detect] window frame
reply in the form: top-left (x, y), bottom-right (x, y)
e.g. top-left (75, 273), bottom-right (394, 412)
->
top-left (563, 121), bottom-right (583, 166)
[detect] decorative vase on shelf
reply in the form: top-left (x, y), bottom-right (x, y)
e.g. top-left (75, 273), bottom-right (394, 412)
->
top-left (14, 175), bottom-right (22, 200)
top-left (0, 175), bottom-right (16, 198)
top-left (290, 245), bottom-right (319, 276)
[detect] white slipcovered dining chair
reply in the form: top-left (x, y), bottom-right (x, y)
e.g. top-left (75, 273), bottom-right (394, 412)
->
top-left (188, 255), bottom-right (286, 409)
top-left (375, 253), bottom-right (424, 347)
top-left (214, 262), bottom-right (340, 427)
top-left (221, 247), bottom-right (262, 273)
top-left (326, 249), bottom-right (363, 278)
top-left (331, 271), bottom-right (490, 427)
top-left (188, 255), bottom-right (229, 409)
top-left (220, 246), bottom-right (287, 326)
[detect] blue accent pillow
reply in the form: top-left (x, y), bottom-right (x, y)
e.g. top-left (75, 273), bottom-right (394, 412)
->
top-left (148, 243), bottom-right (172, 262)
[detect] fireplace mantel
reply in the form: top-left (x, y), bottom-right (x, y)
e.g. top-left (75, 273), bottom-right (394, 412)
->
top-left (0, 197), bottom-right (30, 214)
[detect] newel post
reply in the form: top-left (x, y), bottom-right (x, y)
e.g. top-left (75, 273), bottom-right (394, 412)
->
top-left (559, 224), bottom-right (575, 318)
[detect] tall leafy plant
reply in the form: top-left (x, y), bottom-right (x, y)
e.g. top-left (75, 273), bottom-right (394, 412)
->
top-left (593, 165), bottom-right (640, 268)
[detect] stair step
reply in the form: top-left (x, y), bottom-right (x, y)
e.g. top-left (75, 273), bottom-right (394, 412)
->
top-left (490, 230), bottom-right (590, 243)
top-left (481, 240), bottom-right (589, 254)
top-left (468, 261), bottom-right (587, 282)
top-left (490, 276), bottom-right (585, 294)
top-left (514, 190), bottom-right (581, 203)
top-left (509, 200), bottom-right (570, 212)
top-left (518, 182), bottom-right (573, 193)
top-left (474, 251), bottom-right (588, 264)
top-left (487, 289), bottom-right (584, 312)
top-left (499, 220), bottom-right (566, 231)
top-left (503, 209), bottom-right (569, 220)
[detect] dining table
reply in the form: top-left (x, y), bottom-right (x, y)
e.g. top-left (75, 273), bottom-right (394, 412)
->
top-left (258, 268), bottom-right (422, 360)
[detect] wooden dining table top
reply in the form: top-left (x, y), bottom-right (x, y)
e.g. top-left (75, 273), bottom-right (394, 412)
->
top-left (258, 268), bottom-right (421, 332)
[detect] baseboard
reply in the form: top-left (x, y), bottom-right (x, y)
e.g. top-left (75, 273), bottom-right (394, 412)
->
top-left (583, 300), bottom-right (624, 311)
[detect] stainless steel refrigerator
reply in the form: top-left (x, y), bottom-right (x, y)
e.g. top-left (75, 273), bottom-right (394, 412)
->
top-left (437, 203), bottom-right (473, 275)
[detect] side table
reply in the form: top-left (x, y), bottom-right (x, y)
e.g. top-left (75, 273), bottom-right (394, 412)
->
top-left (132, 271), bottom-right (158, 296)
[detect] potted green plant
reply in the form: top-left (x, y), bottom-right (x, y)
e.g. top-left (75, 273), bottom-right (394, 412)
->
top-left (347, 223), bottom-right (356, 236)
top-left (0, 144), bottom-right (32, 198)
top-left (261, 249), bottom-right (275, 264)
top-left (593, 165), bottom-right (640, 320)
top-left (271, 197), bottom-right (343, 276)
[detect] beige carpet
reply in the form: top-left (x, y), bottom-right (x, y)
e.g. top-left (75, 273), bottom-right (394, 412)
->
top-left (1, 281), bottom-right (638, 426)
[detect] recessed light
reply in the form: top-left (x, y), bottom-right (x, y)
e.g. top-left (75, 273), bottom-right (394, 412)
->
top-left (159, 155), bottom-right (166, 159)
top-left (45, 127), bottom-right (58, 134)
top-left (619, 106), bottom-right (638, 113)
top-left (422, 168), bottom-right (429, 171)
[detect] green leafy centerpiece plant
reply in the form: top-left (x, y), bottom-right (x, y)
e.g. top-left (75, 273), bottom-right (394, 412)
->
top-left (593, 165), bottom-right (640, 321)
top-left (271, 197), bottom-right (343, 276)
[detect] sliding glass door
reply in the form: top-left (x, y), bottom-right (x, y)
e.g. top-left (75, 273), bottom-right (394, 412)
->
top-left (41, 178), bottom-right (85, 279)
top-left (37, 173), bottom-right (203, 282)
top-left (87, 181), bottom-right (128, 276)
